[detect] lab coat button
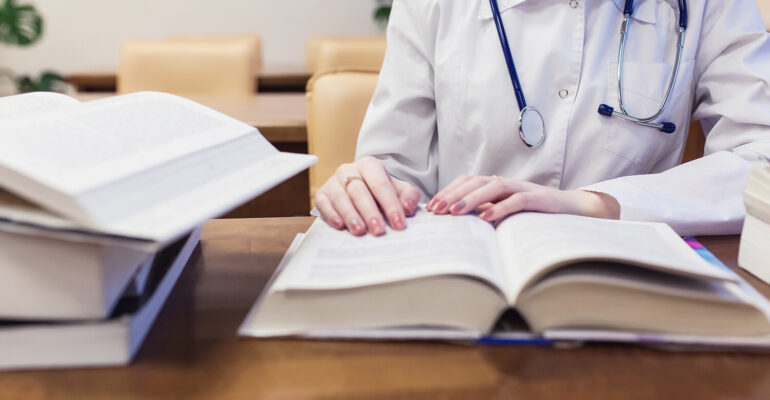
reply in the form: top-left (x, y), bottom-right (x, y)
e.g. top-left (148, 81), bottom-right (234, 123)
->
top-left (559, 89), bottom-right (569, 98)
top-left (569, 0), bottom-right (579, 9)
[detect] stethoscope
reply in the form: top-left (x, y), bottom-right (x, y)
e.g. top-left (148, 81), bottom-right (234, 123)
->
top-left (490, 0), bottom-right (688, 148)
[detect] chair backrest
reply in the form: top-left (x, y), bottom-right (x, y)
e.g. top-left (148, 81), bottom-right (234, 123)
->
top-left (757, 0), bottom-right (770, 31)
top-left (165, 34), bottom-right (262, 76)
top-left (306, 69), bottom-right (380, 207)
top-left (118, 39), bottom-right (256, 97)
top-left (306, 36), bottom-right (387, 74)
top-left (682, 121), bottom-right (706, 163)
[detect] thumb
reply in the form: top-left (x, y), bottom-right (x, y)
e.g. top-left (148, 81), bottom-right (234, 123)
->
top-left (392, 178), bottom-right (421, 216)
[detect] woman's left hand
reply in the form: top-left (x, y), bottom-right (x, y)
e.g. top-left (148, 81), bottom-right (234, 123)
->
top-left (426, 175), bottom-right (620, 221)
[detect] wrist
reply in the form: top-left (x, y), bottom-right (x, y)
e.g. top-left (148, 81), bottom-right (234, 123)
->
top-left (577, 190), bottom-right (620, 219)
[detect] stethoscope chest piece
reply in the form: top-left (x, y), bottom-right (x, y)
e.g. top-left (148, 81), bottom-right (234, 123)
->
top-left (519, 107), bottom-right (545, 148)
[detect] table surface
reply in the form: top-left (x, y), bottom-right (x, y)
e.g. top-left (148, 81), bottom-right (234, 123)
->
top-left (2, 217), bottom-right (770, 400)
top-left (67, 65), bottom-right (312, 93)
top-left (74, 92), bottom-right (307, 144)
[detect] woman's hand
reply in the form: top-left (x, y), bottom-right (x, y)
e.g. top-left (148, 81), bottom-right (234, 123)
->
top-left (427, 175), bottom-right (620, 221)
top-left (314, 156), bottom-right (421, 236)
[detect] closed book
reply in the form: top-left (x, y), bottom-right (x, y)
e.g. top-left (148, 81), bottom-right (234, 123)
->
top-left (739, 166), bottom-right (770, 285)
top-left (0, 228), bottom-right (199, 370)
top-left (0, 227), bottom-right (151, 320)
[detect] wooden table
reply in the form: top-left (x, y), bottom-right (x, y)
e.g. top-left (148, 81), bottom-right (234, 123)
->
top-left (67, 66), bottom-right (312, 93)
top-left (3, 217), bottom-right (769, 400)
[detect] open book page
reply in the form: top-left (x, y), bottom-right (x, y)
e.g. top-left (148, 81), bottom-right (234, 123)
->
top-left (273, 210), bottom-right (507, 293)
top-left (0, 91), bottom-right (261, 195)
top-left (0, 188), bottom-right (156, 247)
top-left (0, 92), bottom-right (81, 120)
top-left (495, 213), bottom-right (738, 304)
top-left (0, 188), bottom-right (76, 229)
top-left (84, 151), bottom-right (315, 246)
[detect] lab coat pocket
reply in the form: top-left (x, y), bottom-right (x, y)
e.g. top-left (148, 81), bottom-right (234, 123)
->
top-left (604, 60), bottom-right (696, 167)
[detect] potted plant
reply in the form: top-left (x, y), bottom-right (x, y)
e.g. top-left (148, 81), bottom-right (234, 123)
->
top-left (374, 0), bottom-right (392, 24)
top-left (0, 0), bottom-right (65, 93)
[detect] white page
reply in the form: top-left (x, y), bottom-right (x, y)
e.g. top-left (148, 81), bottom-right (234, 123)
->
top-left (90, 151), bottom-right (316, 247)
top-left (0, 188), bottom-right (76, 229)
top-left (274, 210), bottom-right (506, 292)
top-left (544, 329), bottom-right (770, 348)
top-left (495, 213), bottom-right (738, 304)
top-left (0, 91), bottom-right (254, 194)
top-left (239, 233), bottom-right (306, 337)
top-left (0, 92), bottom-right (81, 120)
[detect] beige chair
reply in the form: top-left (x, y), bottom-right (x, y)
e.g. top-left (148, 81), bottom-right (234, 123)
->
top-left (682, 121), bottom-right (706, 163)
top-left (306, 36), bottom-right (387, 74)
top-left (165, 34), bottom-right (262, 77)
top-left (118, 38), bottom-right (257, 97)
top-left (306, 69), bottom-right (380, 207)
top-left (758, 0), bottom-right (770, 31)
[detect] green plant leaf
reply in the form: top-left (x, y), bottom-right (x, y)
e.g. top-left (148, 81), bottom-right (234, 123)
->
top-left (373, 0), bottom-right (391, 24)
top-left (374, 6), bottom-right (391, 22)
top-left (0, 0), bottom-right (44, 47)
top-left (15, 70), bottom-right (66, 93)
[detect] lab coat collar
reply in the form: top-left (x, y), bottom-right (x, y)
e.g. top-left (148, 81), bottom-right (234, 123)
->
top-left (478, 0), bottom-right (657, 25)
top-left (477, 0), bottom-right (528, 20)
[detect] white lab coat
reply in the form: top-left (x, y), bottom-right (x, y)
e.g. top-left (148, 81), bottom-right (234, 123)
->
top-left (355, 0), bottom-right (770, 236)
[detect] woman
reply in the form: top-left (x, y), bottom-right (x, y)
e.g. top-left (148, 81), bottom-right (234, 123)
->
top-left (315, 0), bottom-right (770, 237)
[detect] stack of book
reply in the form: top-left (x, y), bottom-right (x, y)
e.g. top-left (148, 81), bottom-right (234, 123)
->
top-left (0, 91), bottom-right (316, 369)
top-left (739, 165), bottom-right (770, 284)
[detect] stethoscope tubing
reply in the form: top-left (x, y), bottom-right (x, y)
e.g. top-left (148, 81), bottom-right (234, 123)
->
top-left (489, 0), bottom-right (527, 111)
top-left (490, 0), bottom-right (688, 141)
top-left (604, 0), bottom-right (688, 134)
top-left (615, 3), bottom-right (687, 124)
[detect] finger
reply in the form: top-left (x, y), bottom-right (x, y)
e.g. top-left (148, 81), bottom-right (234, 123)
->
top-left (440, 177), bottom-right (494, 215)
top-left (428, 175), bottom-right (473, 212)
top-left (393, 178), bottom-right (421, 216)
top-left (479, 192), bottom-right (542, 222)
top-left (345, 178), bottom-right (388, 236)
top-left (475, 202), bottom-right (495, 212)
top-left (326, 181), bottom-right (367, 236)
top-left (314, 192), bottom-right (344, 230)
top-left (359, 160), bottom-right (406, 230)
top-left (455, 177), bottom-right (531, 215)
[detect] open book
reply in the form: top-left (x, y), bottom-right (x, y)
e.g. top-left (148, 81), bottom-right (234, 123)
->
top-left (0, 91), bottom-right (316, 248)
top-left (240, 211), bottom-right (770, 344)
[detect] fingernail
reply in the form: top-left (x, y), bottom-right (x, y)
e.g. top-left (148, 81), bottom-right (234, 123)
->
top-left (479, 210), bottom-right (493, 221)
top-left (434, 200), bottom-right (447, 213)
top-left (390, 213), bottom-right (405, 230)
top-left (405, 199), bottom-right (417, 215)
top-left (426, 199), bottom-right (435, 211)
top-left (350, 218), bottom-right (364, 235)
top-left (449, 201), bottom-right (466, 214)
top-left (333, 217), bottom-right (344, 229)
top-left (369, 218), bottom-right (385, 236)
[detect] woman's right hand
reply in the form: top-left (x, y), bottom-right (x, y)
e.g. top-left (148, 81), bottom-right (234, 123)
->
top-left (314, 156), bottom-right (421, 236)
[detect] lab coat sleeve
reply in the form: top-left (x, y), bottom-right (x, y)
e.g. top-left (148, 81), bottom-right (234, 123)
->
top-left (354, 0), bottom-right (440, 199)
top-left (584, 0), bottom-right (770, 236)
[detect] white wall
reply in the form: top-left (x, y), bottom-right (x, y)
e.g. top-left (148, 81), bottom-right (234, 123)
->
top-left (0, 0), bottom-right (383, 75)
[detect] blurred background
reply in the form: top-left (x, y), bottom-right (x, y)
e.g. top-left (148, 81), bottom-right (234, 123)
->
top-left (0, 0), bottom-right (387, 78)
top-left (0, 0), bottom-right (767, 219)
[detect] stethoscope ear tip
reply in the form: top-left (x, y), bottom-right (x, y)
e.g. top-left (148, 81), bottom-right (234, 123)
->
top-left (598, 104), bottom-right (615, 117)
top-left (660, 122), bottom-right (676, 134)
